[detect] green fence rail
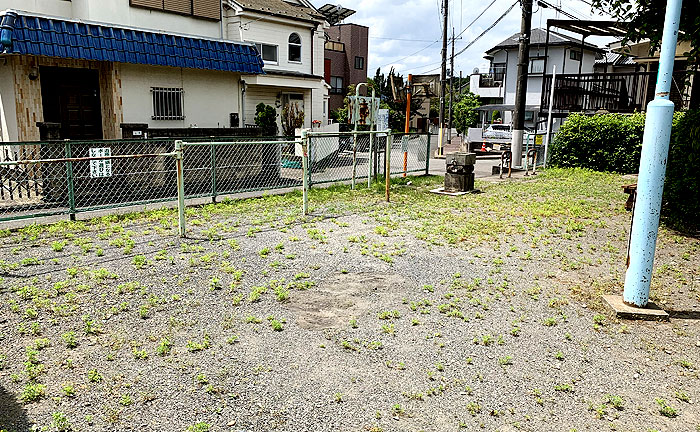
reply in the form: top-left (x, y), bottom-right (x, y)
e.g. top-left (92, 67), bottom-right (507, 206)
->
top-left (0, 132), bottom-right (431, 228)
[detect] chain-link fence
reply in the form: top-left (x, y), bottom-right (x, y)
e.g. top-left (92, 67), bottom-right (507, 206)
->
top-left (179, 138), bottom-right (302, 199)
top-left (306, 131), bottom-right (430, 186)
top-left (0, 132), bottom-right (431, 229)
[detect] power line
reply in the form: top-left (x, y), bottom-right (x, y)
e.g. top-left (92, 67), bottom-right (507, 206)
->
top-left (452, 0), bottom-right (519, 58)
top-left (454, 0), bottom-right (499, 41)
top-left (377, 39), bottom-right (441, 70)
top-left (370, 36), bottom-right (441, 42)
top-left (406, 0), bottom-right (518, 74)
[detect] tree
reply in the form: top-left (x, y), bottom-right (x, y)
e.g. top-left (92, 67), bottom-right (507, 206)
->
top-left (255, 103), bottom-right (277, 136)
top-left (452, 92), bottom-right (481, 135)
top-left (592, 0), bottom-right (699, 107)
top-left (281, 102), bottom-right (305, 136)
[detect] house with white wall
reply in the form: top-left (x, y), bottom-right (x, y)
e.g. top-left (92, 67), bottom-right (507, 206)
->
top-left (0, 0), bottom-right (329, 142)
top-left (224, 0), bottom-right (329, 133)
top-left (470, 28), bottom-right (600, 130)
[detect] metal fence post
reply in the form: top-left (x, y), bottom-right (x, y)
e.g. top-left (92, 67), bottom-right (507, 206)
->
top-left (425, 133), bottom-right (431, 175)
top-left (175, 140), bottom-right (186, 237)
top-left (301, 130), bottom-right (309, 215)
top-left (210, 141), bottom-right (217, 203)
top-left (64, 141), bottom-right (76, 221)
top-left (368, 131), bottom-right (373, 188)
top-left (385, 131), bottom-right (391, 202)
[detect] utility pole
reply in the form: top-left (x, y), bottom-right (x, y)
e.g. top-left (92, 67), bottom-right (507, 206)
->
top-left (621, 0), bottom-right (683, 308)
top-left (448, 28), bottom-right (455, 146)
top-left (437, 0), bottom-right (449, 157)
top-left (510, 0), bottom-right (533, 167)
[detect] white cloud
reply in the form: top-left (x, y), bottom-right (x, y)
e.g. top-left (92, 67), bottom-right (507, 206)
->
top-left (312, 0), bottom-right (612, 77)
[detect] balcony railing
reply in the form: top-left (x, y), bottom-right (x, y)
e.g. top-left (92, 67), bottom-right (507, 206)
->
top-left (541, 72), bottom-right (654, 113)
top-left (479, 74), bottom-right (504, 88)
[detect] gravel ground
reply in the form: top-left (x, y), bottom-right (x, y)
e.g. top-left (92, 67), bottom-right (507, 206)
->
top-left (0, 169), bottom-right (698, 432)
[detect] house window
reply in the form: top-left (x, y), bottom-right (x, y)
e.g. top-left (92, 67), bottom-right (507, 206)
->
top-left (254, 43), bottom-right (278, 63)
top-left (570, 50), bottom-right (582, 61)
top-left (524, 111), bottom-right (534, 122)
top-left (354, 56), bottom-right (365, 70)
top-left (490, 62), bottom-right (506, 82)
top-left (130, 0), bottom-right (220, 20)
top-left (325, 41), bottom-right (345, 52)
top-left (330, 76), bottom-right (344, 94)
top-left (151, 87), bottom-right (184, 120)
top-left (529, 58), bottom-right (545, 74)
top-left (288, 33), bottom-right (302, 62)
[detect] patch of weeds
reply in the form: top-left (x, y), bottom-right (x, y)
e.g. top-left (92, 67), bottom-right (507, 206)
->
top-left (132, 348), bottom-right (148, 360)
top-left (132, 255), bottom-right (147, 269)
top-left (51, 411), bottom-right (71, 431)
top-left (674, 390), bottom-right (690, 403)
top-left (269, 318), bottom-right (284, 331)
top-left (209, 277), bottom-right (221, 290)
top-left (119, 394), bottom-right (133, 406)
top-left (554, 383), bottom-right (573, 393)
top-left (466, 401), bottom-right (481, 416)
top-left (378, 310), bottom-right (400, 320)
top-left (655, 398), bottom-right (678, 417)
top-left (185, 423), bottom-right (210, 432)
top-left (62, 384), bottom-right (76, 397)
top-left (605, 394), bottom-right (624, 410)
top-left (498, 355), bottom-right (513, 366)
top-left (21, 383), bottom-right (46, 403)
top-left (51, 241), bottom-right (68, 252)
top-left (87, 369), bottom-right (102, 383)
top-left (542, 317), bottom-right (558, 327)
top-left (186, 334), bottom-right (211, 352)
top-left (156, 338), bottom-right (172, 356)
top-left (62, 331), bottom-right (77, 349)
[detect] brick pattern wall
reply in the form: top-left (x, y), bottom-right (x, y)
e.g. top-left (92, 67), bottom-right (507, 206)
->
top-left (10, 56), bottom-right (123, 142)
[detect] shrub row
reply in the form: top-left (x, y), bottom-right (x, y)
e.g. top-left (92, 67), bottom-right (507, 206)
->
top-left (549, 111), bottom-right (699, 230)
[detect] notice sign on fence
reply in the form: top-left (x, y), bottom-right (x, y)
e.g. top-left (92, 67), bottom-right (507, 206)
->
top-left (89, 148), bottom-right (112, 178)
top-left (376, 109), bottom-right (389, 136)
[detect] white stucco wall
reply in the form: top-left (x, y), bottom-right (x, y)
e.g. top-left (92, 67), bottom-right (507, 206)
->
top-left (0, 61), bottom-right (18, 142)
top-left (488, 46), bottom-right (597, 106)
top-left (225, 13), bottom-right (323, 77)
top-left (3, 0), bottom-right (222, 38)
top-left (121, 64), bottom-right (240, 129)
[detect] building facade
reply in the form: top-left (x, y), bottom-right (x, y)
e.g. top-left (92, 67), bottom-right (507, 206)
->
top-left (0, 0), bottom-right (329, 142)
top-left (469, 28), bottom-right (600, 129)
top-left (323, 23), bottom-right (368, 113)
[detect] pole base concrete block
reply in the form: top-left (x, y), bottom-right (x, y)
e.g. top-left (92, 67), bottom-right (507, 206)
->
top-left (602, 295), bottom-right (669, 321)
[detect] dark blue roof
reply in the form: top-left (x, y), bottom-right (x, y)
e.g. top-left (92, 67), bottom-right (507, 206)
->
top-left (0, 11), bottom-right (264, 74)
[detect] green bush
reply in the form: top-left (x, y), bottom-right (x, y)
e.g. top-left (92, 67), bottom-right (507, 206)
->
top-left (665, 110), bottom-right (700, 229)
top-left (549, 110), bottom-right (699, 231)
top-left (549, 112), bottom-right (646, 173)
top-left (254, 103), bottom-right (277, 136)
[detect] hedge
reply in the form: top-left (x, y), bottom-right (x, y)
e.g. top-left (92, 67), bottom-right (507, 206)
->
top-left (665, 110), bottom-right (700, 229)
top-left (549, 112), bottom-right (646, 173)
top-left (549, 111), bottom-right (699, 230)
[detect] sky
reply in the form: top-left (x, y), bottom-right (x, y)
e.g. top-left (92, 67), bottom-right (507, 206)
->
top-left (311, 0), bottom-right (614, 78)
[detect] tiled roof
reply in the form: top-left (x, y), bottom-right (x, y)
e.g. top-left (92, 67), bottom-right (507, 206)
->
top-left (487, 28), bottom-right (601, 53)
top-left (230, 0), bottom-right (325, 22)
top-left (0, 10), bottom-right (265, 74)
top-left (596, 51), bottom-right (636, 66)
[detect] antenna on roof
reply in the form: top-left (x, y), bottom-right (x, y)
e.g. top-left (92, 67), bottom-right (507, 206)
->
top-left (318, 4), bottom-right (356, 25)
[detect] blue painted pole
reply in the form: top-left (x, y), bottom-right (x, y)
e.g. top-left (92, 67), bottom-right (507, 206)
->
top-left (623, 0), bottom-right (683, 307)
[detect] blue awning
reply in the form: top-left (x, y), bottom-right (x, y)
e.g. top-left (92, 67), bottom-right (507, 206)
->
top-left (0, 11), bottom-right (264, 74)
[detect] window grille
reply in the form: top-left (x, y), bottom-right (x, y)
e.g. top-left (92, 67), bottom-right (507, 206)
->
top-left (151, 87), bottom-right (184, 120)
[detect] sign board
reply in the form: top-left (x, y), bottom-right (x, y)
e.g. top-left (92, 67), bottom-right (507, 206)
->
top-left (89, 148), bottom-right (112, 178)
top-left (348, 96), bottom-right (380, 127)
top-left (535, 134), bottom-right (544, 146)
top-left (376, 109), bottom-right (389, 135)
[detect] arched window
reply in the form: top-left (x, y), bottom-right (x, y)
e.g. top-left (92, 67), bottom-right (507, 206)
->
top-left (288, 33), bottom-right (302, 62)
